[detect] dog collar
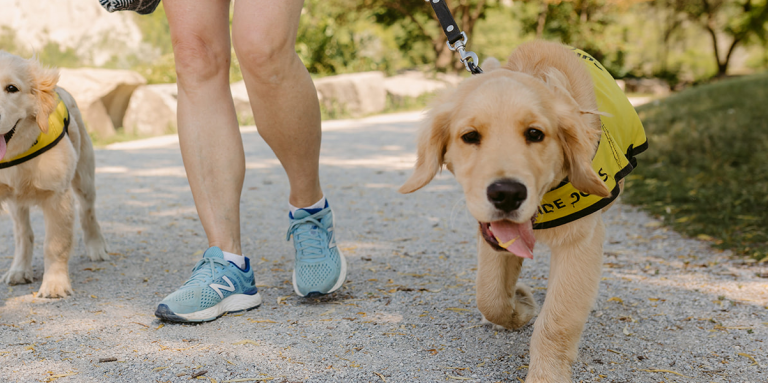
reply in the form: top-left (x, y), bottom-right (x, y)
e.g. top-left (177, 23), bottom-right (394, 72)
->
top-left (0, 92), bottom-right (69, 169)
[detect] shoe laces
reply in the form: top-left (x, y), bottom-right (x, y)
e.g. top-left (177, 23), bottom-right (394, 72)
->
top-left (183, 257), bottom-right (229, 287)
top-left (287, 209), bottom-right (331, 261)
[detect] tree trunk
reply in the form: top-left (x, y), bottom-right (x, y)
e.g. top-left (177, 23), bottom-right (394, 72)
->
top-left (660, 6), bottom-right (681, 74)
top-left (718, 37), bottom-right (742, 77)
top-left (703, 20), bottom-right (727, 77)
top-left (536, 2), bottom-right (548, 39)
top-left (434, 37), bottom-right (455, 71)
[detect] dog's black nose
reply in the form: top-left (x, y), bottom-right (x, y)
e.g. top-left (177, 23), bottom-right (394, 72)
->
top-left (487, 179), bottom-right (527, 212)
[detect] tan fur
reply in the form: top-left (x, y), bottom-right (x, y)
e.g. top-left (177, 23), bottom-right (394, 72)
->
top-left (0, 51), bottom-right (108, 298)
top-left (400, 41), bottom-right (625, 382)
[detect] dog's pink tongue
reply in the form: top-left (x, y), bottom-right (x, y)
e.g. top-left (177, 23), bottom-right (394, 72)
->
top-left (490, 220), bottom-right (536, 259)
top-left (0, 137), bottom-right (6, 161)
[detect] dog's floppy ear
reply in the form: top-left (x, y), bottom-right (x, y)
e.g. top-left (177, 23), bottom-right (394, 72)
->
top-left (398, 101), bottom-right (453, 194)
top-left (28, 57), bottom-right (60, 133)
top-left (545, 69), bottom-right (611, 198)
top-left (557, 110), bottom-right (611, 198)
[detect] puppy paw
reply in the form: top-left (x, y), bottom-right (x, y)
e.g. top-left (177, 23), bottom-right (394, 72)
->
top-left (86, 239), bottom-right (110, 262)
top-left (478, 284), bottom-right (539, 330)
top-left (3, 268), bottom-right (34, 285)
top-left (525, 362), bottom-right (572, 383)
top-left (513, 284), bottom-right (539, 324)
top-left (37, 274), bottom-right (73, 298)
top-left (480, 315), bottom-right (508, 331)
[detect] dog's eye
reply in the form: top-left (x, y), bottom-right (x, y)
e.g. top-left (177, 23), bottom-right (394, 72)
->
top-left (461, 131), bottom-right (481, 145)
top-left (5, 84), bottom-right (19, 93)
top-left (525, 128), bottom-right (544, 143)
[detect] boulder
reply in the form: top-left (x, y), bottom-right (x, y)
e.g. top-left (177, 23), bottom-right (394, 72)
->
top-left (123, 84), bottom-right (178, 137)
top-left (314, 72), bottom-right (386, 117)
top-left (622, 78), bottom-right (670, 96)
top-left (435, 72), bottom-right (464, 87)
top-left (383, 71), bottom-right (451, 101)
top-left (58, 68), bottom-right (146, 137)
top-left (0, 0), bottom-right (144, 66)
top-left (122, 81), bottom-right (258, 136)
top-left (615, 79), bottom-right (626, 92)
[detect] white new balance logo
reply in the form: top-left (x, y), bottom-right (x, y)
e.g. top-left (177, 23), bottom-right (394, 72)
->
top-left (210, 276), bottom-right (236, 299)
top-left (328, 226), bottom-right (337, 249)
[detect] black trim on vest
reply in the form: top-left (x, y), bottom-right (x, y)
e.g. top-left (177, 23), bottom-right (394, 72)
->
top-left (532, 139), bottom-right (648, 230)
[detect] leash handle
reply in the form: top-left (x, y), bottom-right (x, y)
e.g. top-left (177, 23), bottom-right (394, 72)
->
top-left (426, 0), bottom-right (483, 75)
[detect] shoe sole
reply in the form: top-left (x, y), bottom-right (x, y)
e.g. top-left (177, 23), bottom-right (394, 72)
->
top-left (292, 251), bottom-right (347, 297)
top-left (155, 292), bottom-right (263, 323)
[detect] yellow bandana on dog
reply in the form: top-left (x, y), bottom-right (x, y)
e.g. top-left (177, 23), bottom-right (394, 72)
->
top-left (0, 93), bottom-right (69, 169)
top-left (533, 49), bottom-right (647, 230)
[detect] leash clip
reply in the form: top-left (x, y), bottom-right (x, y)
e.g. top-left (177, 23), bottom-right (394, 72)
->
top-left (447, 32), bottom-right (482, 74)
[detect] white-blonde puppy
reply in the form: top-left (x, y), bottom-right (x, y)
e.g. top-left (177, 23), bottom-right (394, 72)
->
top-left (0, 51), bottom-right (108, 298)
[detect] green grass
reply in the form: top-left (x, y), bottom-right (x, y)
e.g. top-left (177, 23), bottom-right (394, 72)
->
top-left (623, 72), bottom-right (768, 261)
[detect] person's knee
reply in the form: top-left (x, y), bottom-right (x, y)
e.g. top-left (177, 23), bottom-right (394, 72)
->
top-left (232, 28), bottom-right (297, 82)
top-left (172, 33), bottom-right (230, 88)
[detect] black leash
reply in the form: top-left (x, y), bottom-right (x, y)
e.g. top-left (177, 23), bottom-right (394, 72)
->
top-left (427, 0), bottom-right (483, 75)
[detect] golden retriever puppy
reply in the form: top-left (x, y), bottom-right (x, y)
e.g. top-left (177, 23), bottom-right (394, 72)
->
top-left (0, 51), bottom-right (108, 298)
top-left (400, 41), bottom-right (646, 382)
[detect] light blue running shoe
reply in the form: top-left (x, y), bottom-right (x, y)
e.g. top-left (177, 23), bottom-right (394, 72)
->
top-left (287, 203), bottom-right (347, 297)
top-left (155, 247), bottom-right (262, 322)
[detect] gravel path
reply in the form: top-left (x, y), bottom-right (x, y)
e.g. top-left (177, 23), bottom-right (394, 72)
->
top-left (1, 112), bottom-right (766, 382)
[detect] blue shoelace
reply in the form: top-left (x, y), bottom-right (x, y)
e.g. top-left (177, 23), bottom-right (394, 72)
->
top-left (287, 210), bottom-right (331, 261)
top-left (182, 257), bottom-right (230, 287)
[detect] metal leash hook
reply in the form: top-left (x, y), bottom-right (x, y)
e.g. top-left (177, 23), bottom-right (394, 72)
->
top-left (447, 32), bottom-right (482, 74)
top-left (427, 0), bottom-right (483, 75)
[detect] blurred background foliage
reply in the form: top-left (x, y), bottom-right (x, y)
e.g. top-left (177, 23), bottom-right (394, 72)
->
top-left (3, 0), bottom-right (765, 85)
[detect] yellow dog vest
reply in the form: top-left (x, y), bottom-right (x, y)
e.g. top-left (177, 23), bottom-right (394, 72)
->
top-left (533, 49), bottom-right (647, 229)
top-left (0, 93), bottom-right (69, 169)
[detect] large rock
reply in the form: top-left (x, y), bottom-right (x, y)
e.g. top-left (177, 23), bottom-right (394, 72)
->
top-left (435, 72), bottom-right (464, 87)
top-left (314, 72), bottom-right (386, 117)
top-left (615, 79), bottom-right (626, 91)
top-left (0, 0), bottom-right (144, 66)
top-left (622, 78), bottom-right (671, 96)
top-left (58, 68), bottom-right (146, 137)
top-left (123, 84), bottom-right (178, 137)
top-left (383, 71), bottom-right (457, 101)
top-left (122, 82), bottom-right (259, 136)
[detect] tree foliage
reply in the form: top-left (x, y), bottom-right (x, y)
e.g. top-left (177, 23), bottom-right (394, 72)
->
top-left (297, 0), bottom-right (403, 75)
top-left (361, 0), bottom-right (494, 72)
top-left (4, 0), bottom-right (766, 82)
top-left (671, 0), bottom-right (768, 76)
top-left (517, 0), bottom-right (626, 76)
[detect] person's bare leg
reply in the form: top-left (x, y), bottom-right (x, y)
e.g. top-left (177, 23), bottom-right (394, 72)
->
top-left (165, 0), bottom-right (244, 254)
top-left (231, 0), bottom-right (323, 208)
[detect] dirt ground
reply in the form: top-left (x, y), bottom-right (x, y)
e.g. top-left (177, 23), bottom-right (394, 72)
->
top-left (1, 112), bottom-right (766, 382)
